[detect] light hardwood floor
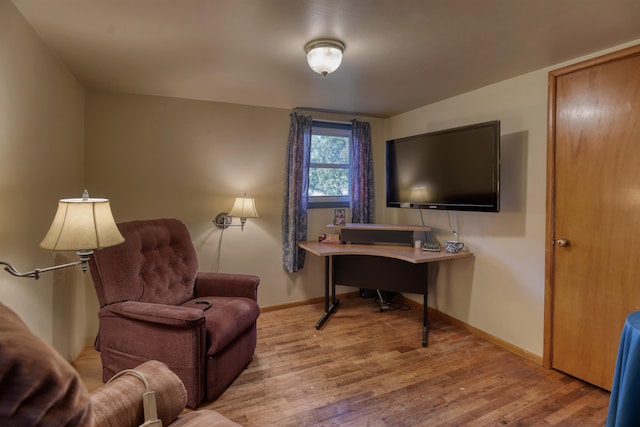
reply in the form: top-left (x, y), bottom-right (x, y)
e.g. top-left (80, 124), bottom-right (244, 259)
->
top-left (74, 295), bottom-right (611, 426)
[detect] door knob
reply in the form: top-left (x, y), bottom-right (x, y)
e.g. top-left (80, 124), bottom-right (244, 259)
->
top-left (557, 238), bottom-right (570, 247)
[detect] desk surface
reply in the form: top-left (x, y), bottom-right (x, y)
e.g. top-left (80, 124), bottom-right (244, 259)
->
top-left (299, 241), bottom-right (473, 264)
top-left (326, 223), bottom-right (432, 232)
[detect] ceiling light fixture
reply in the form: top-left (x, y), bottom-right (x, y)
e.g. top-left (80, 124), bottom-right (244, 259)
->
top-left (304, 39), bottom-right (345, 76)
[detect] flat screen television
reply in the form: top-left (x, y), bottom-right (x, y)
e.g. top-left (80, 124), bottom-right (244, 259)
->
top-left (386, 120), bottom-right (500, 212)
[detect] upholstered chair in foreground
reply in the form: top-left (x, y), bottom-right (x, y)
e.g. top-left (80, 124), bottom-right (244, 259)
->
top-left (0, 303), bottom-right (240, 426)
top-left (88, 218), bottom-right (261, 407)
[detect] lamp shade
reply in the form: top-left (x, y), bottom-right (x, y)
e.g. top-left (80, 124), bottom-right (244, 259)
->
top-left (227, 196), bottom-right (259, 219)
top-left (305, 39), bottom-right (345, 76)
top-left (40, 195), bottom-right (124, 251)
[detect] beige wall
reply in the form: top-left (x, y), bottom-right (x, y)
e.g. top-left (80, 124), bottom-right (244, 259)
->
top-left (0, 2), bottom-right (85, 360)
top-left (86, 81), bottom-right (549, 358)
top-left (386, 39), bottom-right (640, 358)
top-left (83, 92), bottom-right (384, 336)
top-left (385, 72), bottom-right (549, 357)
top-left (4, 0), bottom-right (640, 362)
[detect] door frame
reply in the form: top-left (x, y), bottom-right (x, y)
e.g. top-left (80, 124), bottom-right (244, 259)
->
top-left (543, 43), bottom-right (640, 368)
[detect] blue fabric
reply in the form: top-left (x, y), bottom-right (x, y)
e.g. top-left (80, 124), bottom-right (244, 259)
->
top-left (349, 119), bottom-right (374, 224)
top-left (282, 112), bottom-right (312, 273)
top-left (607, 311), bottom-right (640, 427)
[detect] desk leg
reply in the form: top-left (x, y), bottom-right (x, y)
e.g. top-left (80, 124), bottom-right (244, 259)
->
top-left (316, 255), bottom-right (339, 329)
top-left (422, 264), bottom-right (429, 347)
top-left (422, 292), bottom-right (429, 347)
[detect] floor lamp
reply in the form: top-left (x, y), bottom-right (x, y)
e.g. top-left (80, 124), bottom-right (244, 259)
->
top-left (0, 190), bottom-right (124, 279)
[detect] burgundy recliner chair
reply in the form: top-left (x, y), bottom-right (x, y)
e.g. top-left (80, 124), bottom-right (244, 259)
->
top-left (88, 218), bottom-right (260, 408)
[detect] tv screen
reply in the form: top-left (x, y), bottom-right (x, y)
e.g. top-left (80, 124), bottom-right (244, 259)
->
top-left (386, 120), bottom-right (500, 212)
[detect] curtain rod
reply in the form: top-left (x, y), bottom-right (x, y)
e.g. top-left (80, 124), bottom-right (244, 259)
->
top-left (312, 118), bottom-right (352, 125)
top-left (292, 108), bottom-right (353, 125)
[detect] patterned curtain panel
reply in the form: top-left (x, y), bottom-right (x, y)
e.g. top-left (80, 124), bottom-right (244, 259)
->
top-left (350, 119), bottom-right (374, 223)
top-left (282, 112), bottom-right (313, 273)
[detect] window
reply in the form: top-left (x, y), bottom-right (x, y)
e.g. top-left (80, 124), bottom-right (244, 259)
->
top-left (308, 121), bottom-right (351, 208)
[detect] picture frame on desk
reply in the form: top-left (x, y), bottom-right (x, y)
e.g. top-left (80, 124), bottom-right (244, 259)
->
top-left (333, 208), bottom-right (346, 225)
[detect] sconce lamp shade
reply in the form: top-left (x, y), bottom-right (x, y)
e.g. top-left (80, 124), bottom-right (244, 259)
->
top-left (39, 195), bottom-right (124, 251)
top-left (305, 39), bottom-right (345, 76)
top-left (213, 193), bottom-right (259, 231)
top-left (227, 196), bottom-right (259, 219)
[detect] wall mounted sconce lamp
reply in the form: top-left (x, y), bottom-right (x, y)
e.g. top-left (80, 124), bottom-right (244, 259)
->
top-left (0, 190), bottom-right (124, 279)
top-left (214, 193), bottom-right (259, 231)
top-left (305, 39), bottom-right (345, 76)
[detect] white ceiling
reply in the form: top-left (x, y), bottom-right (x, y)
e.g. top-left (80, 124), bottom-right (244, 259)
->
top-left (11, 0), bottom-right (640, 118)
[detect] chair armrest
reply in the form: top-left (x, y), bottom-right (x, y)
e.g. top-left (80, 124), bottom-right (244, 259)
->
top-left (101, 301), bottom-right (206, 328)
top-left (96, 302), bottom-right (208, 408)
top-left (90, 360), bottom-right (186, 427)
top-left (194, 272), bottom-right (260, 301)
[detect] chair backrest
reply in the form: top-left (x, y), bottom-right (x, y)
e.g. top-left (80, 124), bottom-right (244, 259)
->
top-left (89, 218), bottom-right (199, 307)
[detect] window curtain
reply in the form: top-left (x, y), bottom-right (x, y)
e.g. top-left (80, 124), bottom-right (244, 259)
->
top-left (350, 119), bottom-right (374, 223)
top-left (282, 112), bottom-right (313, 273)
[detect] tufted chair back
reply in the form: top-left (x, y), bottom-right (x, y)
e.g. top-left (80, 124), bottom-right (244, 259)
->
top-left (89, 218), bottom-right (199, 308)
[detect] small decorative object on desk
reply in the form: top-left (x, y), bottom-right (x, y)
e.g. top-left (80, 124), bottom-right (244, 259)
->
top-left (445, 240), bottom-right (464, 253)
top-left (333, 208), bottom-right (346, 226)
top-left (422, 241), bottom-right (441, 252)
top-left (321, 233), bottom-right (341, 244)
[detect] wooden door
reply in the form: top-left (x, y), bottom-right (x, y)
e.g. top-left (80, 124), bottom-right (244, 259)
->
top-left (546, 45), bottom-right (640, 390)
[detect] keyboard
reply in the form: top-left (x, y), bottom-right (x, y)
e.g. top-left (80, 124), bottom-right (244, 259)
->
top-left (422, 241), bottom-right (441, 252)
